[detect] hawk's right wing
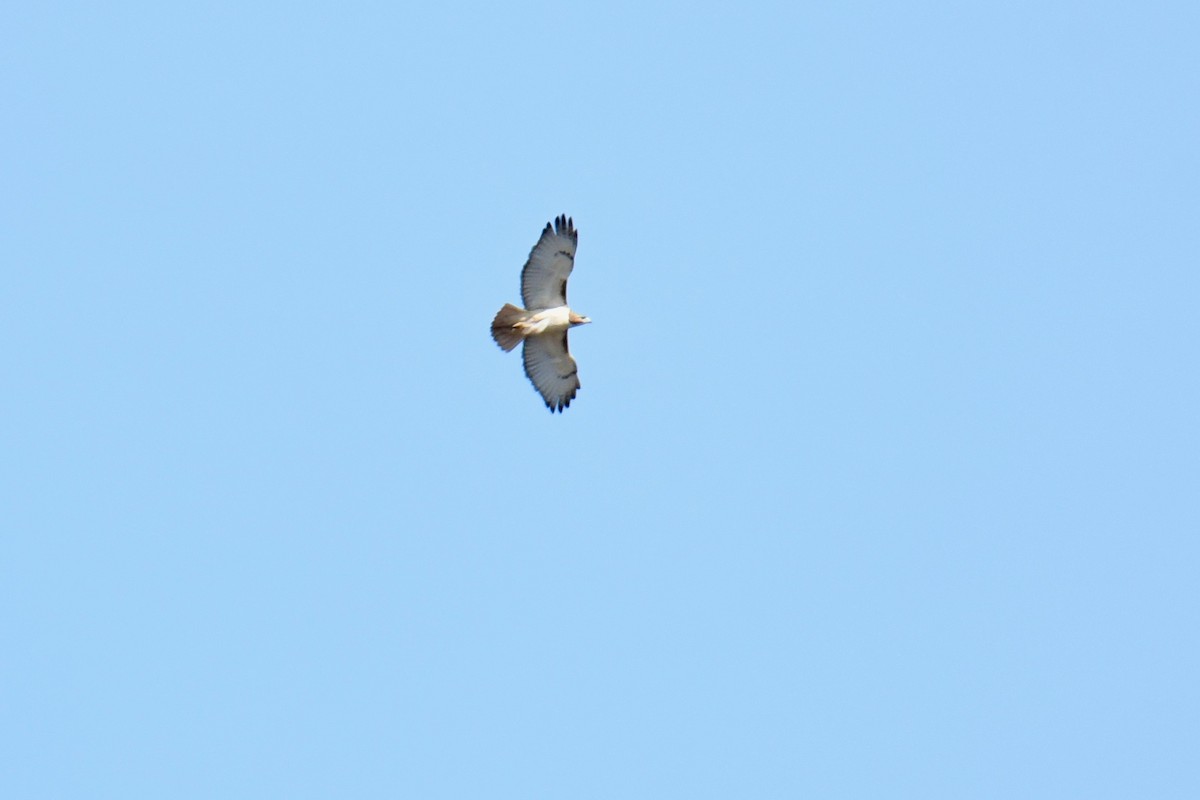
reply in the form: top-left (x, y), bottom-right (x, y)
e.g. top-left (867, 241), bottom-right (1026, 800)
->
top-left (520, 215), bottom-right (577, 310)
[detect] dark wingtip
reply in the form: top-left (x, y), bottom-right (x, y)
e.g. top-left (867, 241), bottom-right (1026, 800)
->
top-left (552, 213), bottom-right (576, 239)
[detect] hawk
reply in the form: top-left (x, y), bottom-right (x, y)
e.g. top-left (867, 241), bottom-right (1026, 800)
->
top-left (491, 214), bottom-right (591, 412)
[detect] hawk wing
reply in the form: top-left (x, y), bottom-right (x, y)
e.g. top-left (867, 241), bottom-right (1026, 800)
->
top-left (521, 214), bottom-right (577, 310)
top-left (522, 331), bottom-right (580, 413)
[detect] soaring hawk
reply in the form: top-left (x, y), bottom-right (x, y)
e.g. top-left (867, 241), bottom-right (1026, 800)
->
top-left (491, 215), bottom-right (591, 412)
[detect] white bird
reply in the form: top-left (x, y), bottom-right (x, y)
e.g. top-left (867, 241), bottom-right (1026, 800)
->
top-left (491, 214), bottom-right (591, 412)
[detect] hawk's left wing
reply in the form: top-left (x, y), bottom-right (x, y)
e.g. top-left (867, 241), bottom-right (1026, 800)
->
top-left (522, 331), bottom-right (580, 413)
top-left (521, 215), bottom-right (577, 310)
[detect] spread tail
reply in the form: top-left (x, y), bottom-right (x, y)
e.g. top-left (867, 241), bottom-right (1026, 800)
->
top-left (491, 303), bottom-right (527, 352)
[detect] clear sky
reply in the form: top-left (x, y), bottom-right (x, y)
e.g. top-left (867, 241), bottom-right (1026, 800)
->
top-left (3, 2), bottom-right (1197, 797)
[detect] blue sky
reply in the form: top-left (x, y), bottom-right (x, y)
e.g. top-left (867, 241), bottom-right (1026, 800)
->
top-left (3, 1), bottom-right (1197, 797)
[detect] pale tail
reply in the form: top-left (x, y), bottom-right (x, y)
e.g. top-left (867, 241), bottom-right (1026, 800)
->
top-left (491, 303), bottom-right (527, 352)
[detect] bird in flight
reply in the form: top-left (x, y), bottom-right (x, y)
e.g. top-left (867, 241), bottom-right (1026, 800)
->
top-left (491, 214), bottom-right (591, 412)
